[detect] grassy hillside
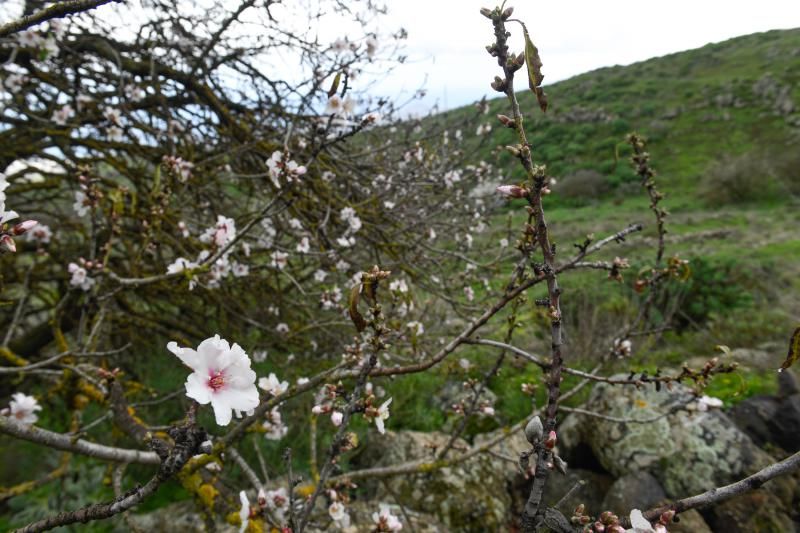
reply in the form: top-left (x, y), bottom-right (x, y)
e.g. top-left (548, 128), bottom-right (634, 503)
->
top-left (424, 28), bottom-right (800, 425)
top-left (456, 28), bottom-right (800, 198)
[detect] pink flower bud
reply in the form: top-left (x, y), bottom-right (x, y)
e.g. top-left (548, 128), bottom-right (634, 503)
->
top-left (12, 220), bottom-right (37, 235)
top-left (311, 404), bottom-right (326, 415)
top-left (495, 185), bottom-right (528, 198)
top-left (1, 234), bottom-right (16, 252)
top-left (659, 510), bottom-right (675, 524)
top-left (331, 411), bottom-right (344, 426)
top-left (496, 114), bottom-right (515, 128)
top-left (544, 430), bottom-right (557, 449)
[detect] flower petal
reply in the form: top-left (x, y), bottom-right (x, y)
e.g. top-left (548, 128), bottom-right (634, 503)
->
top-left (185, 372), bottom-right (212, 405)
top-left (168, 341), bottom-right (201, 370)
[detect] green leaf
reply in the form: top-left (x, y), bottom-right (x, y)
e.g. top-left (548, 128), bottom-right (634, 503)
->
top-left (327, 72), bottom-right (342, 98)
top-left (522, 24), bottom-right (547, 113)
top-left (348, 283), bottom-right (367, 332)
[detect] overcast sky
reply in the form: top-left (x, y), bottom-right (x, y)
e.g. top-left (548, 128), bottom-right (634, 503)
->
top-left (370, 0), bottom-right (800, 115)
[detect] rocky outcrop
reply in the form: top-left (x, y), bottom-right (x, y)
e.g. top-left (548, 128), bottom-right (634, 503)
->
top-left (564, 375), bottom-right (774, 498)
top-left (352, 430), bottom-right (520, 531)
top-left (729, 370), bottom-right (800, 453)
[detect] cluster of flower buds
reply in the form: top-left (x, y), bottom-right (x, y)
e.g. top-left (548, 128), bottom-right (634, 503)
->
top-left (1, 219), bottom-right (37, 253)
top-left (520, 382), bottom-right (536, 396)
top-left (162, 154), bottom-right (194, 182)
top-left (479, 5), bottom-right (514, 20)
top-left (571, 507), bottom-right (673, 533)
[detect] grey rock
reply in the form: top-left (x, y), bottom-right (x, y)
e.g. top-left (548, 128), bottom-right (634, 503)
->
top-left (705, 489), bottom-right (796, 533)
top-left (564, 375), bottom-right (774, 498)
top-left (353, 430), bottom-right (515, 531)
top-left (601, 471), bottom-right (666, 513)
top-left (779, 370), bottom-right (800, 397)
top-left (542, 468), bottom-right (614, 516)
top-left (664, 508), bottom-right (713, 533)
top-left (728, 395), bottom-right (780, 448)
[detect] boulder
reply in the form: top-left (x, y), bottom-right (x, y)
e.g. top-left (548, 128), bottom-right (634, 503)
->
top-left (352, 429), bottom-right (517, 531)
top-left (666, 509), bottom-right (713, 533)
top-left (728, 395), bottom-right (780, 448)
top-left (601, 471), bottom-right (666, 513)
top-left (704, 489), bottom-right (796, 533)
top-left (729, 371), bottom-right (800, 453)
top-left (564, 375), bottom-right (775, 498)
top-left (542, 468), bottom-right (614, 516)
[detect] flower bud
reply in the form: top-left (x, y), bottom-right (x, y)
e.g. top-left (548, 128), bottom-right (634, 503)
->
top-left (496, 185), bottom-right (528, 198)
top-left (659, 510), bottom-right (675, 524)
top-left (490, 76), bottom-right (507, 93)
top-left (479, 7), bottom-right (493, 18)
top-left (544, 430), bottom-right (557, 449)
top-left (496, 114), bottom-right (516, 128)
top-left (501, 6), bottom-right (514, 19)
top-left (12, 220), bottom-right (37, 235)
top-left (593, 522), bottom-right (605, 532)
top-left (331, 411), bottom-right (344, 426)
top-left (524, 415), bottom-right (543, 444)
top-left (1, 234), bottom-right (16, 252)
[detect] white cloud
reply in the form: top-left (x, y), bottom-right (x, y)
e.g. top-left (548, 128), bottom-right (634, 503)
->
top-left (364, 0), bottom-right (800, 114)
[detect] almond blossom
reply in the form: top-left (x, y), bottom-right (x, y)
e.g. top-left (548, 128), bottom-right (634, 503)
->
top-left (372, 503), bottom-right (403, 531)
top-left (1, 392), bottom-right (42, 425)
top-left (167, 257), bottom-right (195, 274)
top-left (262, 407), bottom-right (288, 440)
top-left (168, 335), bottom-right (259, 426)
top-left (329, 501), bottom-right (350, 529)
top-left (626, 509), bottom-right (656, 533)
top-left (0, 176), bottom-right (18, 225)
top-left (25, 223), bottom-right (52, 244)
top-left (270, 250), bottom-right (288, 269)
top-left (258, 373), bottom-right (288, 397)
top-left (696, 395), bottom-right (724, 412)
top-left (373, 397), bottom-right (392, 434)
top-left (200, 215), bottom-right (236, 247)
top-left (68, 262), bottom-right (95, 291)
top-left (339, 206), bottom-right (362, 233)
top-left (73, 190), bottom-right (89, 217)
top-left (51, 104), bottom-right (73, 126)
top-left (266, 151), bottom-right (306, 188)
top-left (238, 491), bottom-right (250, 533)
top-left (296, 236), bottom-right (311, 254)
top-left (264, 487), bottom-right (288, 522)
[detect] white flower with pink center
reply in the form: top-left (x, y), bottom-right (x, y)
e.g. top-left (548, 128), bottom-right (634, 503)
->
top-left (200, 215), bottom-right (236, 248)
top-left (372, 503), bottom-right (403, 531)
top-left (1, 392), bottom-right (42, 425)
top-left (168, 335), bottom-right (259, 426)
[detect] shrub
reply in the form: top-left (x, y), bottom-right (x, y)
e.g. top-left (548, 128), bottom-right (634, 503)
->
top-left (556, 169), bottom-right (612, 203)
top-left (700, 151), bottom-right (782, 204)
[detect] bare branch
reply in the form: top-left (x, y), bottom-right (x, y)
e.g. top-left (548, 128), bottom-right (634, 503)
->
top-left (0, 0), bottom-right (119, 38)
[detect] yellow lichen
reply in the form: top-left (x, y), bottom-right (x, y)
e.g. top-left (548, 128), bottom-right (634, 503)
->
top-left (0, 346), bottom-right (28, 367)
